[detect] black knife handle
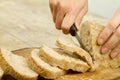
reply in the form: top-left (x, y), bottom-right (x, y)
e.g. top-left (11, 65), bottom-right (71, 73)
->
top-left (69, 24), bottom-right (78, 36)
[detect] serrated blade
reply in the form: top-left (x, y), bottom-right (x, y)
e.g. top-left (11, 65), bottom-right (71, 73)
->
top-left (75, 32), bottom-right (89, 52)
top-left (70, 24), bottom-right (89, 52)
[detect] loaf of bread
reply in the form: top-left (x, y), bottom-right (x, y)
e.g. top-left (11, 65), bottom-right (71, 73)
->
top-left (80, 21), bottom-right (120, 69)
top-left (13, 48), bottom-right (66, 79)
top-left (40, 45), bottom-right (90, 72)
top-left (0, 48), bottom-right (38, 80)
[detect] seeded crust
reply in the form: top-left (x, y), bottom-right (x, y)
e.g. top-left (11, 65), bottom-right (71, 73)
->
top-left (40, 45), bottom-right (90, 72)
top-left (80, 21), bottom-right (120, 69)
top-left (0, 48), bottom-right (38, 80)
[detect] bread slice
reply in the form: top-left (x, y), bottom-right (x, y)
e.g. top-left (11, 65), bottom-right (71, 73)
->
top-left (0, 48), bottom-right (38, 80)
top-left (80, 21), bottom-right (120, 69)
top-left (0, 67), bottom-right (3, 79)
top-left (27, 49), bottom-right (66, 79)
top-left (56, 37), bottom-right (93, 69)
top-left (40, 45), bottom-right (90, 72)
top-left (13, 48), bottom-right (66, 79)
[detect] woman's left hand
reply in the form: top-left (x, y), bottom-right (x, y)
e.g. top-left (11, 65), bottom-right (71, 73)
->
top-left (97, 8), bottom-right (120, 59)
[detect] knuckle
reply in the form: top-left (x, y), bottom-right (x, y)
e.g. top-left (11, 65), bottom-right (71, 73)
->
top-left (115, 27), bottom-right (120, 37)
top-left (49, 0), bottom-right (57, 6)
top-left (108, 21), bottom-right (116, 30)
top-left (113, 47), bottom-right (120, 53)
top-left (104, 42), bottom-right (112, 49)
top-left (49, 0), bottom-right (53, 5)
top-left (57, 1), bottom-right (72, 12)
top-left (116, 47), bottom-right (120, 51)
top-left (58, 2), bottom-right (64, 9)
top-left (58, 2), bottom-right (70, 11)
top-left (99, 33), bottom-right (106, 41)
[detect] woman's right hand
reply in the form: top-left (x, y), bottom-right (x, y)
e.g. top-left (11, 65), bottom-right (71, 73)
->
top-left (49, 0), bottom-right (88, 34)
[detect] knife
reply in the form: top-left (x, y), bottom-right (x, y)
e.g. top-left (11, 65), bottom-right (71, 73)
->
top-left (69, 24), bottom-right (89, 52)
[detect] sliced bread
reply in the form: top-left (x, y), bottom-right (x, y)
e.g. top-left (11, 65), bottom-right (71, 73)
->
top-left (56, 37), bottom-right (94, 70)
top-left (0, 48), bottom-right (38, 80)
top-left (13, 48), bottom-right (66, 79)
top-left (40, 45), bottom-right (90, 72)
top-left (27, 49), bottom-right (66, 79)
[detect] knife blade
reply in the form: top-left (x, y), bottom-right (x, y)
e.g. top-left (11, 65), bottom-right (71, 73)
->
top-left (69, 24), bottom-right (89, 52)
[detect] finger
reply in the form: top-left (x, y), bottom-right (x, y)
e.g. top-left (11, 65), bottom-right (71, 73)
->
top-left (101, 26), bottom-right (120, 54)
top-left (55, 8), bottom-right (66, 30)
top-left (75, 2), bottom-right (88, 26)
top-left (61, 7), bottom-right (82, 34)
top-left (111, 44), bottom-right (120, 59)
top-left (61, 12), bottom-right (76, 34)
top-left (49, 0), bottom-right (57, 23)
top-left (49, 0), bottom-right (53, 13)
top-left (53, 4), bottom-right (58, 23)
top-left (98, 8), bottom-right (120, 45)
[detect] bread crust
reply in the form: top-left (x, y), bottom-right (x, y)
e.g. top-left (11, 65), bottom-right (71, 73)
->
top-left (40, 45), bottom-right (90, 72)
top-left (27, 49), bottom-right (66, 79)
top-left (13, 48), bottom-right (67, 79)
top-left (0, 48), bottom-right (38, 80)
top-left (56, 37), bottom-right (94, 69)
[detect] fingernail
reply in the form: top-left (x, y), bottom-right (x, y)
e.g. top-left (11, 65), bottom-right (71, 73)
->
top-left (102, 47), bottom-right (108, 54)
top-left (111, 52), bottom-right (118, 59)
top-left (98, 39), bottom-right (104, 45)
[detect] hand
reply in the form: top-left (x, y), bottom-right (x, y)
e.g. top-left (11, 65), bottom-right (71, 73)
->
top-left (98, 8), bottom-right (120, 59)
top-left (49, 0), bottom-right (88, 34)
